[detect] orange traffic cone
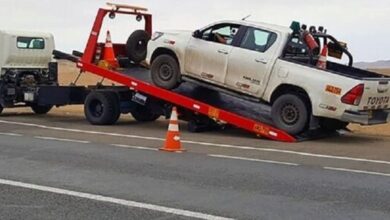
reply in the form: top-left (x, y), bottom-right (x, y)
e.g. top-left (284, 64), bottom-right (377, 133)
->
top-left (160, 107), bottom-right (185, 153)
top-left (317, 44), bottom-right (328, 70)
top-left (99, 30), bottom-right (119, 70)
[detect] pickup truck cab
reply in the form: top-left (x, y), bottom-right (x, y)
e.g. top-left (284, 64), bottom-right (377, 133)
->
top-left (0, 30), bottom-right (57, 114)
top-left (146, 20), bottom-right (390, 135)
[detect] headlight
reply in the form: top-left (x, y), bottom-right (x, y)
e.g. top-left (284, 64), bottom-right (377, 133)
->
top-left (151, 32), bottom-right (164, 41)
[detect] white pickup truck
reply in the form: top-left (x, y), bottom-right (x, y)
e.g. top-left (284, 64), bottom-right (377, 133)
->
top-left (146, 20), bottom-right (390, 135)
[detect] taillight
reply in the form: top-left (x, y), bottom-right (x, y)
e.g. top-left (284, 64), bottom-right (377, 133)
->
top-left (341, 84), bottom-right (364, 106)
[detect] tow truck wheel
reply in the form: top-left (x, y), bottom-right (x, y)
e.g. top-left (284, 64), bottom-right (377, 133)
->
top-left (271, 94), bottom-right (309, 135)
top-left (31, 104), bottom-right (53, 115)
top-left (84, 91), bottom-right (120, 125)
top-left (131, 105), bottom-right (160, 122)
top-left (126, 30), bottom-right (150, 64)
top-left (151, 55), bottom-right (181, 90)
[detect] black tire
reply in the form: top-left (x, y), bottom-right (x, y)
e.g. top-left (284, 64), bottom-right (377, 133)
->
top-left (271, 94), bottom-right (310, 135)
top-left (84, 91), bottom-right (120, 125)
top-left (131, 105), bottom-right (160, 122)
top-left (31, 104), bottom-right (53, 115)
top-left (151, 55), bottom-right (181, 90)
top-left (126, 30), bottom-right (150, 64)
top-left (320, 118), bottom-right (349, 131)
top-left (0, 105), bottom-right (3, 114)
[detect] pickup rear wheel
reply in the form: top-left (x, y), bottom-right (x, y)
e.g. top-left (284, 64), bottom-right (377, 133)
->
top-left (151, 55), bottom-right (181, 90)
top-left (31, 104), bottom-right (53, 115)
top-left (271, 94), bottom-right (309, 135)
top-left (84, 91), bottom-right (120, 125)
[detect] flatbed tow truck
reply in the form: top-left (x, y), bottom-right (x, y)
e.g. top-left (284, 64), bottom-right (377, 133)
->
top-left (4, 3), bottom-right (341, 143)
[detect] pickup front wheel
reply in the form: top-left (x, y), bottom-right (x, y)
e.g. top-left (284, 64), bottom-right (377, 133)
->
top-left (271, 94), bottom-right (309, 135)
top-left (151, 55), bottom-right (181, 90)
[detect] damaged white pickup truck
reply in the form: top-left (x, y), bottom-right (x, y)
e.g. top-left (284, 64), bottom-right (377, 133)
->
top-left (146, 20), bottom-right (390, 135)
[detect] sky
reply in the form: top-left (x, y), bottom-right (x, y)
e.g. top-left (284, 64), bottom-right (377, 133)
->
top-left (1, 0), bottom-right (389, 62)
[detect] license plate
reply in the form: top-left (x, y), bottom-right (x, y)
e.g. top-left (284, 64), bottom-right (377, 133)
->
top-left (367, 96), bottom-right (390, 106)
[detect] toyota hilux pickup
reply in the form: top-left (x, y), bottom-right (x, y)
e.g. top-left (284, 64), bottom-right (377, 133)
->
top-left (146, 20), bottom-right (390, 135)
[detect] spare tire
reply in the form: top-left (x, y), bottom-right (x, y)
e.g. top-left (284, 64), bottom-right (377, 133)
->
top-left (126, 30), bottom-right (150, 64)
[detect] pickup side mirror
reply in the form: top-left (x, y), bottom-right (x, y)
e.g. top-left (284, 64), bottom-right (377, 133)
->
top-left (193, 30), bottom-right (202, 39)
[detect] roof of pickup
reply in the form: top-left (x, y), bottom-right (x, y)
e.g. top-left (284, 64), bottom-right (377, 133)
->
top-left (221, 20), bottom-right (293, 34)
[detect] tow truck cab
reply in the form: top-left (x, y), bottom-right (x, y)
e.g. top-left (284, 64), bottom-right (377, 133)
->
top-left (0, 30), bottom-right (57, 114)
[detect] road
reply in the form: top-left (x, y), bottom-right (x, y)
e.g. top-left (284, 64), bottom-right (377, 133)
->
top-left (0, 110), bottom-right (390, 219)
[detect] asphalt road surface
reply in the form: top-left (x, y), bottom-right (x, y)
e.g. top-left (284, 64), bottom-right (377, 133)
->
top-left (0, 110), bottom-right (390, 220)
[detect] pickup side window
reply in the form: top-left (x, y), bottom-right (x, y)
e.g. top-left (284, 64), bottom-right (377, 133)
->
top-left (17, 37), bottom-right (45, 49)
top-left (240, 27), bottom-right (277, 53)
top-left (201, 23), bottom-right (241, 45)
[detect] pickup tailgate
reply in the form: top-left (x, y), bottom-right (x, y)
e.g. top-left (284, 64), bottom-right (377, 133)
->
top-left (359, 79), bottom-right (390, 110)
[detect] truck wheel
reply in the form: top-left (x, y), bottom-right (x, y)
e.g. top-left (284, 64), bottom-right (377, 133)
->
top-left (320, 118), bottom-right (349, 131)
top-left (126, 30), bottom-right (150, 64)
top-left (271, 94), bottom-right (309, 135)
top-left (151, 55), bottom-right (181, 90)
top-left (0, 106), bottom-right (3, 114)
top-left (84, 91), bottom-right (120, 125)
top-left (31, 104), bottom-right (53, 115)
top-left (131, 105), bottom-right (160, 122)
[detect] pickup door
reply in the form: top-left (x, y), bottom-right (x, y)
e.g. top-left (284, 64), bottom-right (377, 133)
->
top-left (225, 27), bottom-right (278, 96)
top-left (184, 23), bottom-right (240, 84)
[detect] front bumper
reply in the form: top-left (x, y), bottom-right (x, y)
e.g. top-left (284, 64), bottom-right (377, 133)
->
top-left (341, 109), bottom-right (390, 125)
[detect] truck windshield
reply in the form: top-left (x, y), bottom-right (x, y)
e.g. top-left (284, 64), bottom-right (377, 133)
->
top-left (17, 37), bottom-right (45, 49)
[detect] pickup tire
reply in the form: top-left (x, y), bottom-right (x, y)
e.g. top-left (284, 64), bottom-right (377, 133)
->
top-left (31, 104), bottom-right (53, 115)
top-left (151, 55), bottom-right (181, 90)
top-left (126, 30), bottom-right (150, 64)
top-left (271, 94), bottom-right (309, 135)
top-left (84, 91), bottom-right (120, 125)
top-left (131, 105), bottom-right (160, 122)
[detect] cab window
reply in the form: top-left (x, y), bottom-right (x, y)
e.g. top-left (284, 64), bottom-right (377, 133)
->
top-left (17, 37), bottom-right (45, 49)
top-left (201, 24), bottom-right (240, 45)
top-left (240, 28), bottom-right (277, 52)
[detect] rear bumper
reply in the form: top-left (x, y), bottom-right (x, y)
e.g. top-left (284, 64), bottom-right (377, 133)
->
top-left (341, 109), bottom-right (390, 125)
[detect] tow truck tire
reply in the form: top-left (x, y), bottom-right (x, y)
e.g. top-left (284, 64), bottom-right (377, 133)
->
top-left (320, 118), bottom-right (349, 131)
top-left (84, 91), bottom-right (120, 125)
top-left (126, 30), bottom-right (150, 64)
top-left (131, 105), bottom-right (160, 122)
top-left (151, 55), bottom-right (181, 90)
top-left (31, 104), bottom-right (53, 115)
top-left (271, 94), bottom-right (309, 135)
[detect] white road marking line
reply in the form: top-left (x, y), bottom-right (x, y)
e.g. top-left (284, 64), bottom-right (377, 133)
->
top-left (0, 132), bottom-right (22, 137)
top-left (209, 154), bottom-right (299, 166)
top-left (35, 136), bottom-right (90, 144)
top-left (111, 144), bottom-right (158, 151)
top-left (0, 178), bottom-right (234, 220)
top-left (324, 167), bottom-right (390, 177)
top-left (1, 119), bottom-right (390, 166)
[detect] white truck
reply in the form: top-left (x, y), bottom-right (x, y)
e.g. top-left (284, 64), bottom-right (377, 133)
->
top-left (146, 20), bottom-right (390, 135)
top-left (0, 30), bottom-right (57, 114)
